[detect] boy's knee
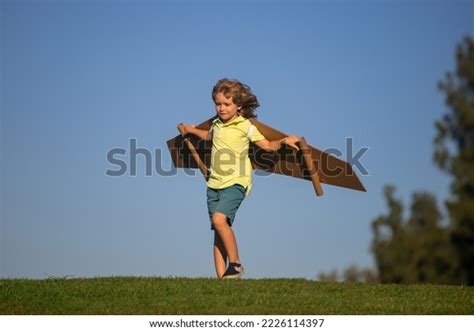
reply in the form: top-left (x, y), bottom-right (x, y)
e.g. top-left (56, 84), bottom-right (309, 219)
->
top-left (212, 212), bottom-right (228, 229)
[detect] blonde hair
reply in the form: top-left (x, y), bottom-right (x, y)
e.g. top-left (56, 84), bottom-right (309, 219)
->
top-left (212, 78), bottom-right (260, 119)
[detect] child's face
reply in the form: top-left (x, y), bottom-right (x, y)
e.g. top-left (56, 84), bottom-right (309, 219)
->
top-left (214, 93), bottom-right (240, 123)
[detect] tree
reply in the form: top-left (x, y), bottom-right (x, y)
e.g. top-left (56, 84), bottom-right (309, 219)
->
top-left (342, 265), bottom-right (378, 283)
top-left (406, 192), bottom-right (460, 284)
top-left (371, 185), bottom-right (411, 283)
top-left (318, 269), bottom-right (338, 282)
top-left (435, 35), bottom-right (474, 284)
top-left (317, 266), bottom-right (378, 283)
top-left (371, 186), bottom-right (460, 284)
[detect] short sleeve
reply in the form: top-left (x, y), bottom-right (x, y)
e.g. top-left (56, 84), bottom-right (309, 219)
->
top-left (247, 124), bottom-right (265, 142)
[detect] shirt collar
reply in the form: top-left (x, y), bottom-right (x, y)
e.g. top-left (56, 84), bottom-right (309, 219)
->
top-left (212, 114), bottom-right (246, 126)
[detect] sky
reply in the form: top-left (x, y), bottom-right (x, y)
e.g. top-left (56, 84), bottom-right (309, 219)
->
top-left (1, 0), bottom-right (473, 280)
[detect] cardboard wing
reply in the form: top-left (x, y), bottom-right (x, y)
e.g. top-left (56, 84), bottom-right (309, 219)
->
top-left (166, 117), bottom-right (366, 196)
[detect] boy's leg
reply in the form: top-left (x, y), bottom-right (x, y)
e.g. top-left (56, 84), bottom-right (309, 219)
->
top-left (212, 212), bottom-right (241, 265)
top-left (213, 231), bottom-right (228, 279)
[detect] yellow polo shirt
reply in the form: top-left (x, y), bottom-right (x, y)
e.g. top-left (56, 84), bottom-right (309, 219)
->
top-left (207, 115), bottom-right (265, 196)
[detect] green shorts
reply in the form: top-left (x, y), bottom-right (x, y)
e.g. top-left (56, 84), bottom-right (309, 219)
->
top-left (207, 184), bottom-right (246, 230)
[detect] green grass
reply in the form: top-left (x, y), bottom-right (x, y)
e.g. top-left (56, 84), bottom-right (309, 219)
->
top-left (0, 277), bottom-right (473, 314)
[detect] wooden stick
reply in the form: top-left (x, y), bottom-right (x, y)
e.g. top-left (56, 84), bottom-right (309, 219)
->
top-left (177, 123), bottom-right (208, 179)
top-left (297, 137), bottom-right (324, 197)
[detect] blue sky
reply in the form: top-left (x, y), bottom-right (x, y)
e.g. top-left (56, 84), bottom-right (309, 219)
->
top-left (2, 0), bottom-right (473, 279)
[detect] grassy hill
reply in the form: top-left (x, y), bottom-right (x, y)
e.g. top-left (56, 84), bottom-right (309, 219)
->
top-left (1, 277), bottom-right (473, 314)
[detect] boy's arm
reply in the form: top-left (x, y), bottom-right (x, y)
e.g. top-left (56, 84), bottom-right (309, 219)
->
top-left (254, 135), bottom-right (300, 151)
top-left (184, 125), bottom-right (212, 141)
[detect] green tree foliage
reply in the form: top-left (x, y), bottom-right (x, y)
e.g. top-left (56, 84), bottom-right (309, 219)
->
top-left (435, 36), bottom-right (474, 284)
top-left (371, 186), bottom-right (460, 284)
top-left (372, 186), bottom-right (409, 284)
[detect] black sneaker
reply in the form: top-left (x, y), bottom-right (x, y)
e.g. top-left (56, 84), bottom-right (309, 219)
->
top-left (222, 262), bottom-right (245, 279)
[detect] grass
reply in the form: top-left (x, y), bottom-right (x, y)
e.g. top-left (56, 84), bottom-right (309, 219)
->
top-left (0, 277), bottom-right (473, 314)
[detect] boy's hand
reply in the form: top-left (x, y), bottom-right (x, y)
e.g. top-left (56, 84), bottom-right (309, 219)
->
top-left (284, 135), bottom-right (301, 150)
top-left (183, 124), bottom-right (195, 134)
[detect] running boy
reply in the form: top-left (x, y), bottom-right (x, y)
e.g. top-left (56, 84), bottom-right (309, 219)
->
top-left (184, 78), bottom-right (300, 279)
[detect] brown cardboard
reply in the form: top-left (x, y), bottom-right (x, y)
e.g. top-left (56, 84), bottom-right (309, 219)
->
top-left (166, 116), bottom-right (366, 195)
top-left (177, 123), bottom-right (209, 179)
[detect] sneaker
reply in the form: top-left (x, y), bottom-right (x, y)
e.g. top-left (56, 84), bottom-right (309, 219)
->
top-left (222, 262), bottom-right (245, 279)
